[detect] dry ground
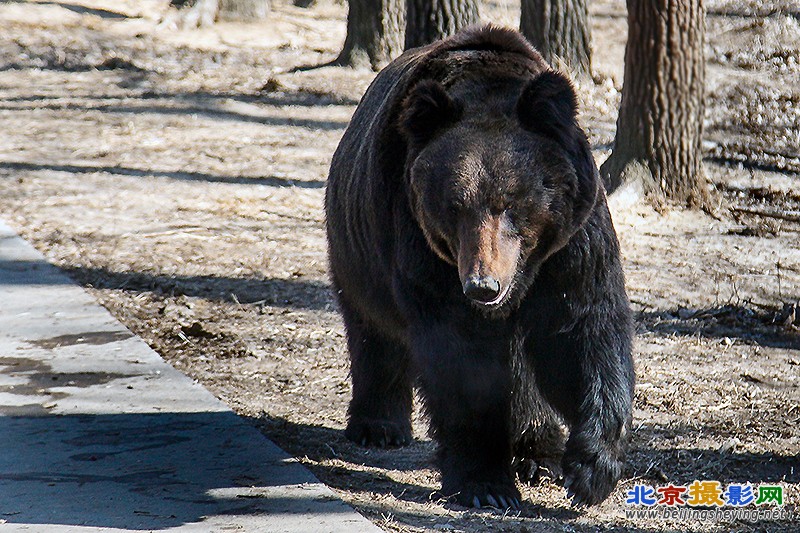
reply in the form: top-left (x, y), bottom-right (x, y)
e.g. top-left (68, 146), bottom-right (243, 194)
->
top-left (0, 0), bottom-right (798, 531)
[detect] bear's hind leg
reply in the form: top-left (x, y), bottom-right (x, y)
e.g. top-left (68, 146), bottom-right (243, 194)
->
top-left (342, 304), bottom-right (413, 448)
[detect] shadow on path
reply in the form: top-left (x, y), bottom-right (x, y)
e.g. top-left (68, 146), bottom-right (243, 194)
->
top-left (0, 161), bottom-right (326, 188)
top-left (0, 260), bottom-right (334, 311)
top-left (0, 1), bottom-right (129, 19)
top-left (0, 100), bottom-right (350, 131)
top-left (65, 264), bottom-right (336, 312)
top-left (0, 411), bottom-right (351, 530)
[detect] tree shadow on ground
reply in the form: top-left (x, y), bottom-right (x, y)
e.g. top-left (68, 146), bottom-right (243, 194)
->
top-left (0, 100), bottom-right (349, 130)
top-left (636, 304), bottom-right (800, 350)
top-left (88, 101), bottom-right (349, 130)
top-left (0, 161), bottom-right (325, 188)
top-left (0, 48), bottom-right (360, 107)
top-left (216, 90), bottom-right (358, 108)
top-left (0, 90), bottom-right (359, 107)
top-left (706, 153), bottom-right (800, 175)
top-left (0, 57), bottom-right (351, 129)
top-left (62, 265), bottom-right (335, 312)
top-left (627, 423), bottom-right (800, 485)
top-left (0, 1), bottom-right (129, 19)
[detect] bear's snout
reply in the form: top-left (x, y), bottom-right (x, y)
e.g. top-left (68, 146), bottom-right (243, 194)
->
top-left (456, 214), bottom-right (520, 306)
top-left (462, 274), bottom-right (501, 303)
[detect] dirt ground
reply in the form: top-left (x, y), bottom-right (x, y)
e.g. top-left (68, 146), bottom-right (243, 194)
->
top-left (0, 0), bottom-right (798, 531)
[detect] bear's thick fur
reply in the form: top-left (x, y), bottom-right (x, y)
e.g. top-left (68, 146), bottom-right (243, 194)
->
top-left (325, 26), bottom-right (634, 509)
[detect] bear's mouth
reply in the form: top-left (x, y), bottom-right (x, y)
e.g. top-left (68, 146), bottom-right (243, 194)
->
top-left (467, 282), bottom-right (512, 308)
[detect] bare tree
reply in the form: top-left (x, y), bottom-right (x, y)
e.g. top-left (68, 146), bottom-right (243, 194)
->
top-left (335, 0), bottom-right (405, 70)
top-left (600, 0), bottom-right (706, 204)
top-left (172, 0), bottom-right (270, 28)
top-left (520, 0), bottom-right (592, 77)
top-left (404, 0), bottom-right (480, 49)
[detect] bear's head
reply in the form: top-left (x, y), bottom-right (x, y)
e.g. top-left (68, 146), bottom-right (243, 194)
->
top-left (400, 70), bottom-right (599, 310)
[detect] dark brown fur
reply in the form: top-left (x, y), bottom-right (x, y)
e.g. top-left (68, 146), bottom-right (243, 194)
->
top-left (325, 26), bottom-right (634, 509)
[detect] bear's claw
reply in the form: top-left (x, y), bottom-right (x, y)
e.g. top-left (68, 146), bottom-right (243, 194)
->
top-left (345, 418), bottom-right (412, 448)
top-left (561, 448), bottom-right (622, 507)
top-left (450, 482), bottom-right (521, 511)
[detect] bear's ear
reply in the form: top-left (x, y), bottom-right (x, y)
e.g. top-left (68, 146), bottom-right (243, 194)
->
top-left (399, 80), bottom-right (461, 144)
top-left (516, 70), bottom-right (579, 148)
top-left (519, 71), bottom-right (599, 226)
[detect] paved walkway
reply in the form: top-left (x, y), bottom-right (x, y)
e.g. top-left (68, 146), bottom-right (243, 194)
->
top-left (0, 221), bottom-right (380, 532)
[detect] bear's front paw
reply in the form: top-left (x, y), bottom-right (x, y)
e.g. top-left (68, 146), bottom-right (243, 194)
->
top-left (444, 480), bottom-right (522, 511)
top-left (345, 418), bottom-right (412, 448)
top-left (561, 449), bottom-right (623, 507)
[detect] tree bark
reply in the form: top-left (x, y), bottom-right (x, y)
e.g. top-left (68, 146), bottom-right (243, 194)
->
top-left (600, 0), bottom-right (706, 205)
top-left (520, 0), bottom-right (592, 77)
top-left (404, 0), bottom-right (480, 49)
top-left (336, 0), bottom-right (405, 70)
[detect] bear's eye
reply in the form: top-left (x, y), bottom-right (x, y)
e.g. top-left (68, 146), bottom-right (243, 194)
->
top-left (490, 200), bottom-right (512, 216)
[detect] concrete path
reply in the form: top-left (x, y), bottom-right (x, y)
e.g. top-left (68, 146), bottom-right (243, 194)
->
top-left (0, 221), bottom-right (381, 532)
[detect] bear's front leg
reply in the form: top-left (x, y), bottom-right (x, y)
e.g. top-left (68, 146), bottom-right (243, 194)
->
top-left (533, 309), bottom-right (634, 507)
top-left (565, 320), bottom-right (634, 507)
top-left (411, 322), bottom-right (521, 510)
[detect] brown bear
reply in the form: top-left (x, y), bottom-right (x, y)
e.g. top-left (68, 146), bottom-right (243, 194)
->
top-left (325, 25), bottom-right (634, 509)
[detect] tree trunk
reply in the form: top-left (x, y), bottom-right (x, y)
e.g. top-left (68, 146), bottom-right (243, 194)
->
top-left (520, 0), bottom-right (592, 77)
top-left (404, 0), bottom-right (480, 49)
top-left (336, 0), bottom-right (405, 70)
top-left (600, 0), bottom-right (706, 205)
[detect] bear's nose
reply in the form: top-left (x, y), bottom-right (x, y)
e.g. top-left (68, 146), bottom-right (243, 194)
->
top-left (463, 275), bottom-right (501, 303)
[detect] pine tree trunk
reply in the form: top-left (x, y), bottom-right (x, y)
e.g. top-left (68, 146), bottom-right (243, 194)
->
top-left (336, 0), bottom-right (405, 70)
top-left (600, 0), bottom-right (706, 204)
top-left (520, 0), bottom-right (592, 77)
top-left (404, 0), bottom-right (480, 49)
